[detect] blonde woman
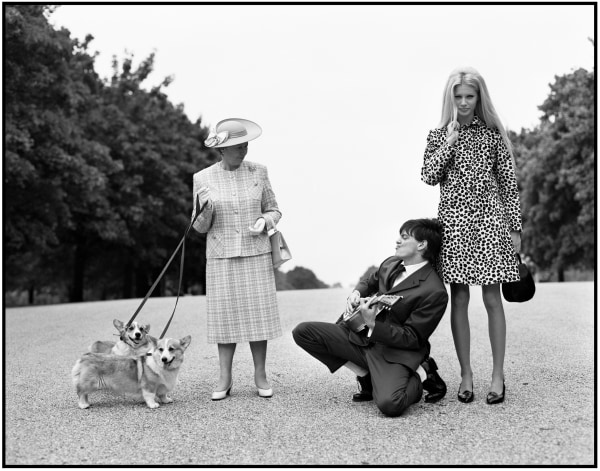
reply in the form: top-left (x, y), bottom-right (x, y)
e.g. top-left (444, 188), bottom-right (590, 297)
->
top-left (192, 118), bottom-right (282, 400)
top-left (421, 67), bottom-right (522, 405)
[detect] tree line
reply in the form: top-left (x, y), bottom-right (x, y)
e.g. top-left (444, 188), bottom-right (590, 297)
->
top-left (510, 53), bottom-right (594, 281)
top-left (4, 6), bottom-right (593, 305)
top-left (346, 60), bottom-right (595, 285)
top-left (5, 5), bottom-right (328, 306)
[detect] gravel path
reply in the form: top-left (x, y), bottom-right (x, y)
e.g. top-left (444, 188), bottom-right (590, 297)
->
top-left (4, 282), bottom-right (595, 465)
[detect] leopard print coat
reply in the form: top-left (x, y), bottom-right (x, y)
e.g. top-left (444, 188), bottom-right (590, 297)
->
top-left (421, 115), bottom-right (521, 285)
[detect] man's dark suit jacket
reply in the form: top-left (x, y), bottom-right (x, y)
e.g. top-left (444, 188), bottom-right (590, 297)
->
top-left (349, 256), bottom-right (448, 371)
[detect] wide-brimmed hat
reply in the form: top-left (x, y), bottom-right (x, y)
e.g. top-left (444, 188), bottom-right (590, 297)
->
top-left (204, 118), bottom-right (262, 148)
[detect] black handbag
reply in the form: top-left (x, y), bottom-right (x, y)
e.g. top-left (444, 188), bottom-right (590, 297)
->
top-left (502, 254), bottom-right (536, 303)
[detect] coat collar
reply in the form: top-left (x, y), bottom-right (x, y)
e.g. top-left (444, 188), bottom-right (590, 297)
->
top-left (462, 114), bottom-right (484, 128)
top-left (386, 262), bottom-right (433, 293)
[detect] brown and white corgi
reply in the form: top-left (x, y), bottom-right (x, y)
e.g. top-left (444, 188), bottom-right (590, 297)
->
top-left (89, 319), bottom-right (152, 356)
top-left (72, 335), bottom-right (191, 409)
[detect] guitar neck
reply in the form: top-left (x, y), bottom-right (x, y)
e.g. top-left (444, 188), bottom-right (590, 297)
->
top-left (372, 294), bottom-right (403, 309)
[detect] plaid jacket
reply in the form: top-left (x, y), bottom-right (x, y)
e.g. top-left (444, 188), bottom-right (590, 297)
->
top-left (192, 160), bottom-right (282, 259)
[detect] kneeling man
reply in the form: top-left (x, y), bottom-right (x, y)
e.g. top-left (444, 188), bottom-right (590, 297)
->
top-left (293, 218), bottom-right (448, 417)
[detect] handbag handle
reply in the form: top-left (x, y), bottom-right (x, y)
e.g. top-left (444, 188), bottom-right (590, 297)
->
top-left (515, 253), bottom-right (522, 264)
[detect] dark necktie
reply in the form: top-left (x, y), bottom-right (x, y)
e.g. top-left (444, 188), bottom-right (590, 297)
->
top-left (388, 263), bottom-right (406, 290)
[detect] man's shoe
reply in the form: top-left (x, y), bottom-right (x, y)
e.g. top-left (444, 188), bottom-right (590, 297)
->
top-left (421, 357), bottom-right (447, 403)
top-left (352, 373), bottom-right (373, 402)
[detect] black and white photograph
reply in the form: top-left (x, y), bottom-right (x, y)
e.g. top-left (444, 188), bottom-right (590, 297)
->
top-left (4, 2), bottom-right (595, 466)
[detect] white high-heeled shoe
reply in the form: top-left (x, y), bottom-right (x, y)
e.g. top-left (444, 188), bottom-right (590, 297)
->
top-left (257, 387), bottom-right (273, 398)
top-left (211, 382), bottom-right (232, 401)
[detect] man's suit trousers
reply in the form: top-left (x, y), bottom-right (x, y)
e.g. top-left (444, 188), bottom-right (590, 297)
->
top-left (293, 321), bottom-right (423, 417)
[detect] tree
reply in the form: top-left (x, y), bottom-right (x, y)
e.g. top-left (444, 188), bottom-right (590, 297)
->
top-left (358, 265), bottom-right (378, 284)
top-left (5, 6), bottom-right (216, 303)
top-left (93, 53), bottom-right (215, 299)
top-left (274, 268), bottom-right (294, 290)
top-left (511, 67), bottom-right (594, 280)
top-left (285, 266), bottom-right (329, 290)
top-left (5, 5), bottom-right (119, 302)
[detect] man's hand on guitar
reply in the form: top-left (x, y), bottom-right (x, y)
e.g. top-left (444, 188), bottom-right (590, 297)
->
top-left (358, 297), bottom-right (378, 330)
top-left (345, 290), bottom-right (361, 314)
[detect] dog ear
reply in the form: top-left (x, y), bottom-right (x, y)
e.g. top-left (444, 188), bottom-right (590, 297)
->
top-left (146, 335), bottom-right (158, 348)
top-left (113, 319), bottom-right (125, 332)
top-left (179, 335), bottom-right (192, 351)
top-left (143, 324), bottom-right (151, 333)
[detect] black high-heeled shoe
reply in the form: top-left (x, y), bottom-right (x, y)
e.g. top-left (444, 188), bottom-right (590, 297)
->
top-left (457, 380), bottom-right (474, 403)
top-left (486, 381), bottom-right (505, 405)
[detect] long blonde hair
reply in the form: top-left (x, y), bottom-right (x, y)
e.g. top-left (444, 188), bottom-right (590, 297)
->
top-left (439, 66), bottom-right (513, 155)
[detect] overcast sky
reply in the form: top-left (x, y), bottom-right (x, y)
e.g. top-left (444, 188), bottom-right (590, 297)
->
top-left (49, 4), bottom-right (594, 288)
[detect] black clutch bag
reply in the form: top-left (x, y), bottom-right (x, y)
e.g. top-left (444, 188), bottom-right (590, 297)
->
top-left (502, 254), bottom-right (536, 303)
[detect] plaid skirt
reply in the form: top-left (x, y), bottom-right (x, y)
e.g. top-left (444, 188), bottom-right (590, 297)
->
top-left (206, 253), bottom-right (282, 344)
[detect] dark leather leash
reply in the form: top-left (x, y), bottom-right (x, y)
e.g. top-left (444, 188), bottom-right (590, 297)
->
top-left (125, 195), bottom-right (207, 339)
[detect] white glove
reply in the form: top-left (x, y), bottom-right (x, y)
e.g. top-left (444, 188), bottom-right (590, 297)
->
top-left (195, 186), bottom-right (212, 205)
top-left (248, 218), bottom-right (266, 236)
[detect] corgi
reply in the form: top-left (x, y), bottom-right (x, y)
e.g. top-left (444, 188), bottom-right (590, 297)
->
top-left (89, 319), bottom-right (152, 356)
top-left (72, 335), bottom-right (191, 409)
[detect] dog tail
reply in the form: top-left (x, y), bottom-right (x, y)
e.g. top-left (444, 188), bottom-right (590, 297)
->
top-left (89, 340), bottom-right (115, 353)
top-left (71, 352), bottom-right (109, 386)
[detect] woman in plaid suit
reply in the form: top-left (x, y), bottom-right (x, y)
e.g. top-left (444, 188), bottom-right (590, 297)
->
top-left (192, 118), bottom-right (282, 400)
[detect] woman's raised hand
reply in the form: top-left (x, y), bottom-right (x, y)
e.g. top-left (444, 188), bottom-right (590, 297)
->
top-left (446, 121), bottom-right (459, 146)
top-left (248, 217), bottom-right (266, 236)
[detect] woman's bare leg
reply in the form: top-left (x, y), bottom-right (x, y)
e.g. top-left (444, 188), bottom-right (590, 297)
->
top-left (250, 340), bottom-right (270, 390)
top-left (450, 283), bottom-right (473, 392)
top-left (216, 343), bottom-right (236, 391)
top-left (482, 283), bottom-right (506, 394)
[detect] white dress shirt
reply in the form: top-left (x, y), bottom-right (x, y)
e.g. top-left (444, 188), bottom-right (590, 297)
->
top-left (391, 260), bottom-right (429, 288)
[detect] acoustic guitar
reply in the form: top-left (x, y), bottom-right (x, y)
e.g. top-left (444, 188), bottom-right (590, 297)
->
top-left (342, 294), bottom-right (403, 333)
